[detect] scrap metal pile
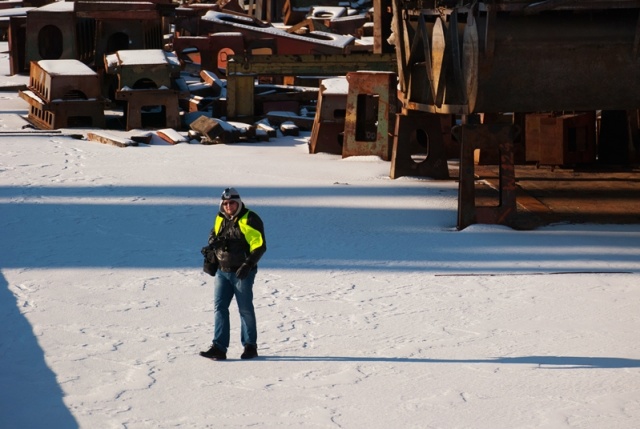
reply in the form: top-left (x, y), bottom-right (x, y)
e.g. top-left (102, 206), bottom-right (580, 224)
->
top-left (5, 0), bottom-right (640, 228)
top-left (6, 0), bottom-right (385, 144)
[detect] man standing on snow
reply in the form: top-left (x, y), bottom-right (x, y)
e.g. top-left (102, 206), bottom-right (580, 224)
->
top-left (200, 187), bottom-right (267, 360)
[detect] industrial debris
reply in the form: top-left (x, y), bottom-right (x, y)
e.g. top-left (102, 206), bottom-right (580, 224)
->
top-left (6, 0), bottom-right (384, 147)
top-left (4, 0), bottom-right (640, 230)
top-left (18, 59), bottom-right (105, 130)
top-left (86, 131), bottom-right (138, 148)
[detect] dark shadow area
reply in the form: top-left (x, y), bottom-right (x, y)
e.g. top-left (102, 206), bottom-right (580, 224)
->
top-left (471, 165), bottom-right (640, 228)
top-left (0, 184), bottom-right (437, 200)
top-left (0, 110), bottom-right (35, 116)
top-left (514, 176), bottom-right (640, 183)
top-left (260, 355), bottom-right (640, 369)
top-left (1, 184), bottom-right (638, 272)
top-left (0, 274), bottom-right (79, 429)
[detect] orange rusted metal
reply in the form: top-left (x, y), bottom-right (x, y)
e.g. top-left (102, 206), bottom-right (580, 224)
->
top-left (19, 59), bottom-right (105, 129)
top-left (393, 0), bottom-right (640, 115)
top-left (391, 0), bottom-right (640, 227)
top-left (20, 0), bottom-right (166, 74)
top-left (525, 112), bottom-right (597, 167)
top-left (309, 77), bottom-right (348, 155)
top-left (390, 110), bottom-right (450, 180)
top-left (342, 71), bottom-right (397, 160)
top-left (453, 123), bottom-right (518, 230)
top-left (105, 49), bottom-right (181, 130)
top-left (200, 11), bottom-right (355, 55)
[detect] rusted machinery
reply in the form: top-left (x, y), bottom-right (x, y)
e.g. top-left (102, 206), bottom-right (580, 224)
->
top-left (390, 0), bottom-right (640, 228)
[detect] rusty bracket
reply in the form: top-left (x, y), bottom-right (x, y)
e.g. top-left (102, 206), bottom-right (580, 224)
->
top-left (390, 111), bottom-right (450, 180)
top-left (453, 123), bottom-right (519, 230)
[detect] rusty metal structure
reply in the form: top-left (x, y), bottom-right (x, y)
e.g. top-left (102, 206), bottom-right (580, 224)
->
top-left (9, 0), bottom-right (171, 75)
top-left (104, 49), bottom-right (182, 130)
top-left (225, 52), bottom-right (396, 118)
top-left (18, 59), bottom-right (105, 129)
top-left (392, 0), bottom-right (640, 114)
top-left (198, 10), bottom-right (356, 55)
top-left (342, 71), bottom-right (398, 161)
top-left (390, 0), bottom-right (640, 228)
top-left (309, 77), bottom-right (348, 155)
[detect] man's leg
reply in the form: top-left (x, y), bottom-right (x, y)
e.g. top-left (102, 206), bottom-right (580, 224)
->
top-left (213, 271), bottom-right (235, 352)
top-left (234, 267), bottom-right (258, 348)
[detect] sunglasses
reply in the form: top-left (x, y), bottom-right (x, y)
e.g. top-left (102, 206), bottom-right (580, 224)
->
top-left (221, 201), bottom-right (237, 206)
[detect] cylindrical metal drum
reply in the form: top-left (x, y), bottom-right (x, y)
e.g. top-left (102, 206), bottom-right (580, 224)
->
top-left (400, 4), bottom-right (640, 114)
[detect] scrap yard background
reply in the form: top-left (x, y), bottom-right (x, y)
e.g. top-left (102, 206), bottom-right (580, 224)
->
top-left (2, 0), bottom-right (640, 428)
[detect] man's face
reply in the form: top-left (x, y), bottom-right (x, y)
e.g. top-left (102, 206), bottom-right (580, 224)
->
top-left (222, 200), bottom-right (238, 216)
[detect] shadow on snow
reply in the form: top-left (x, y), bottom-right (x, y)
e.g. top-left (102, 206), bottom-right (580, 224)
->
top-left (0, 274), bottom-right (79, 429)
top-left (1, 184), bottom-right (638, 272)
top-left (260, 355), bottom-right (640, 369)
top-left (1, 185), bottom-right (638, 424)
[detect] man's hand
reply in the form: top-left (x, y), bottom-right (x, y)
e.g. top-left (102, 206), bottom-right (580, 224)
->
top-left (235, 263), bottom-right (252, 280)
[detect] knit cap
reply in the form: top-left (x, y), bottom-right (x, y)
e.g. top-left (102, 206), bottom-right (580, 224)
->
top-left (219, 187), bottom-right (242, 213)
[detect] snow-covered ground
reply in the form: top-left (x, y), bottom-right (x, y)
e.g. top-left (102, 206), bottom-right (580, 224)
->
top-left (1, 44), bottom-right (640, 429)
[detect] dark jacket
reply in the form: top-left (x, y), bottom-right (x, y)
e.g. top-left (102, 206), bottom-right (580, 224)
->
top-left (208, 205), bottom-right (266, 272)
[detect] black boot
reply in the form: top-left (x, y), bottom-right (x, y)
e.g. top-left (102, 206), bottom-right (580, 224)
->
top-left (240, 344), bottom-right (258, 360)
top-left (200, 344), bottom-right (227, 360)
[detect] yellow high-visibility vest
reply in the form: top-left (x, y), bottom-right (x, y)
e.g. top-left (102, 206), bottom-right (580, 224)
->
top-left (214, 211), bottom-right (264, 252)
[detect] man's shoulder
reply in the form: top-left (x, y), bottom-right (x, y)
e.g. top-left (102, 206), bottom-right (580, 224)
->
top-left (244, 208), bottom-right (264, 225)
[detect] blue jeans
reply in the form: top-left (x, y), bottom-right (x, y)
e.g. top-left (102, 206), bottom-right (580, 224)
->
top-left (212, 268), bottom-right (257, 352)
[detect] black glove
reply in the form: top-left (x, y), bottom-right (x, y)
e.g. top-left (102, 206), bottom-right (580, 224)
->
top-left (235, 263), bottom-right (252, 280)
top-left (203, 259), bottom-right (218, 277)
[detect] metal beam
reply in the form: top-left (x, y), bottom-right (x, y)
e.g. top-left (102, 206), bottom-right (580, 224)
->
top-left (227, 53), bottom-right (397, 76)
top-left (225, 53), bottom-right (396, 118)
